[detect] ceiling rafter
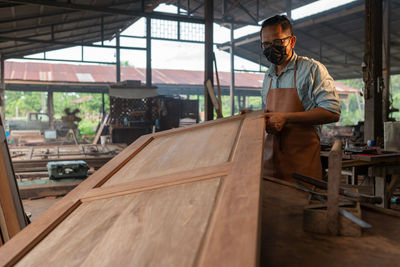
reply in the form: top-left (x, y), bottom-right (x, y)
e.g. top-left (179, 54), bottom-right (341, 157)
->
top-left (1, 0), bottom-right (205, 23)
top-left (0, 10), bottom-right (76, 25)
top-left (295, 28), bottom-right (360, 63)
top-left (3, 27), bottom-right (120, 58)
top-left (0, 18), bottom-right (129, 51)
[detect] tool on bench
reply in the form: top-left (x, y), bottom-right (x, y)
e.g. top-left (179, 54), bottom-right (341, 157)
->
top-left (204, 79), bottom-right (223, 119)
top-left (294, 182), bottom-right (372, 229)
top-left (212, 52), bottom-right (222, 112)
top-left (266, 140), bottom-right (371, 236)
top-left (263, 176), bottom-right (372, 229)
top-left (292, 173), bottom-right (382, 205)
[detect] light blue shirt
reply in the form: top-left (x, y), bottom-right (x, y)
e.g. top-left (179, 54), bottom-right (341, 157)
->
top-left (261, 51), bottom-right (341, 135)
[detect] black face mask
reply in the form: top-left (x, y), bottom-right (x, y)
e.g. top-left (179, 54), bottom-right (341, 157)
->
top-left (263, 45), bottom-right (288, 65)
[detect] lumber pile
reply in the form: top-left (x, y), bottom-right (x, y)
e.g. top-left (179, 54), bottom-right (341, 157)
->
top-left (0, 120), bottom-right (27, 246)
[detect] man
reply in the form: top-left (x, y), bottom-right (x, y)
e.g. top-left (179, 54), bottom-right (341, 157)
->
top-left (260, 15), bottom-right (341, 180)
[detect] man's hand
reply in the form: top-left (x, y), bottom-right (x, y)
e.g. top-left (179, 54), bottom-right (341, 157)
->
top-left (264, 107), bottom-right (340, 134)
top-left (264, 112), bottom-right (287, 134)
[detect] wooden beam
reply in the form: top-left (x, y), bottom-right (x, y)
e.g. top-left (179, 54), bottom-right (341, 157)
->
top-left (196, 112), bottom-right (264, 266)
top-left (81, 162), bottom-right (232, 202)
top-left (327, 140), bottom-right (342, 235)
top-left (0, 117), bottom-right (27, 242)
top-left (1, 0), bottom-right (205, 24)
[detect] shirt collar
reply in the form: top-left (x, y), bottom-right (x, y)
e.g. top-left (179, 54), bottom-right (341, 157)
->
top-left (267, 51), bottom-right (297, 77)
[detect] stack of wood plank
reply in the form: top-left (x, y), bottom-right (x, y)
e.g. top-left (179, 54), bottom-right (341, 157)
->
top-left (10, 144), bottom-right (126, 172)
top-left (0, 111), bottom-right (265, 266)
top-left (0, 119), bottom-right (27, 247)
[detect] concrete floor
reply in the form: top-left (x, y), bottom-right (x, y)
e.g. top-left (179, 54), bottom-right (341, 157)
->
top-left (22, 197), bottom-right (61, 222)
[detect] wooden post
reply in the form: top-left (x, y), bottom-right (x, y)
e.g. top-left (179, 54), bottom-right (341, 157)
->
top-left (363, 0), bottom-right (383, 142)
top-left (0, 116), bottom-right (27, 243)
top-left (382, 0), bottom-right (391, 122)
top-left (102, 92), bottom-right (105, 118)
top-left (47, 88), bottom-right (54, 130)
top-left (230, 23), bottom-right (235, 116)
top-left (327, 139), bottom-right (342, 235)
top-left (0, 56), bottom-right (4, 123)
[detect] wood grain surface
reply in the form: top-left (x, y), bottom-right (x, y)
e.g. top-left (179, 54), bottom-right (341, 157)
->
top-left (197, 115), bottom-right (265, 267)
top-left (104, 119), bottom-right (241, 186)
top-left (0, 135), bottom-right (153, 266)
top-left (16, 179), bottom-right (222, 267)
top-left (0, 112), bottom-right (265, 266)
top-left (81, 162), bottom-right (231, 202)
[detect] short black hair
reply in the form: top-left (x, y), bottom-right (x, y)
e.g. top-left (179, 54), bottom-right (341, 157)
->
top-left (260, 15), bottom-right (293, 37)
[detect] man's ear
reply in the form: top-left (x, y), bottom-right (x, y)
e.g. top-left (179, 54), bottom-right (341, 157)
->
top-left (290, 35), bottom-right (297, 49)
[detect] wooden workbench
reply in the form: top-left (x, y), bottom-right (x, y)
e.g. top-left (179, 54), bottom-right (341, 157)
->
top-left (321, 151), bottom-right (400, 208)
top-left (261, 180), bottom-right (400, 266)
top-left (10, 144), bottom-right (127, 172)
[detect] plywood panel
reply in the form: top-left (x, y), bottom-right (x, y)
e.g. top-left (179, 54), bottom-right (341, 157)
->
top-left (104, 119), bottom-right (241, 186)
top-left (16, 178), bottom-right (222, 267)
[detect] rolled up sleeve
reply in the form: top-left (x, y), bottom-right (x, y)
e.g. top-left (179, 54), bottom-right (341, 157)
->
top-left (309, 62), bottom-right (341, 115)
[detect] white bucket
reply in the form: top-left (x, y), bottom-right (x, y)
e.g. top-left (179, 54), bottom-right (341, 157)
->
top-left (384, 122), bottom-right (400, 152)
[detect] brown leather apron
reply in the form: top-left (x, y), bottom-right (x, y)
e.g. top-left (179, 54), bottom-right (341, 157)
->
top-left (263, 70), bottom-right (322, 181)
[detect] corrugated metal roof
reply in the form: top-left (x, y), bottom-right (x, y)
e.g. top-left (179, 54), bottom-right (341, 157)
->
top-left (4, 61), bottom-right (358, 94)
top-left (5, 61), bottom-right (264, 87)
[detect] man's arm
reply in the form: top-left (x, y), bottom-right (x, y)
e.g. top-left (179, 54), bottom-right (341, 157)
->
top-left (265, 107), bottom-right (340, 134)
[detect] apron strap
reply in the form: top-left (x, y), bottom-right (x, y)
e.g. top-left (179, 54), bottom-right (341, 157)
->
top-left (268, 70), bottom-right (297, 92)
top-left (293, 70), bottom-right (297, 88)
top-left (269, 77), bottom-right (273, 91)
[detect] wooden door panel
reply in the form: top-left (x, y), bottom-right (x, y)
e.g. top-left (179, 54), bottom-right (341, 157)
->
top-left (104, 119), bottom-right (242, 186)
top-left (16, 178), bottom-right (222, 267)
top-left (0, 112), bottom-right (265, 266)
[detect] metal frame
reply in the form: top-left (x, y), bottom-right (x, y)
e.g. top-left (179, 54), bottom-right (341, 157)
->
top-left (1, 0), bottom-right (205, 23)
top-left (204, 0), bottom-right (214, 120)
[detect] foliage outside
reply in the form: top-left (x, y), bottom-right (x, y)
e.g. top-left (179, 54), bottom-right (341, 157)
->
top-left (5, 91), bottom-right (109, 139)
top-left (4, 75), bottom-right (400, 140)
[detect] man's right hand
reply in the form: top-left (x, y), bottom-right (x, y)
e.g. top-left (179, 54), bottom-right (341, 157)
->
top-left (265, 112), bottom-right (287, 134)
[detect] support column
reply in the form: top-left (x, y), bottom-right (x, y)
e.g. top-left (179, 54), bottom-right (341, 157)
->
top-left (286, 0), bottom-right (292, 19)
top-left (101, 16), bottom-right (104, 46)
top-left (116, 31), bottom-right (121, 83)
top-left (230, 23), bottom-right (235, 115)
top-left (256, 0), bottom-right (259, 21)
top-left (222, 0), bottom-right (227, 18)
top-left (102, 92), bottom-right (105, 118)
top-left (146, 17), bottom-right (152, 87)
top-left (0, 56), bottom-right (4, 122)
top-left (47, 88), bottom-right (54, 130)
top-left (363, 0), bottom-right (383, 142)
top-left (204, 0), bottom-right (214, 121)
top-left (382, 0), bottom-right (391, 122)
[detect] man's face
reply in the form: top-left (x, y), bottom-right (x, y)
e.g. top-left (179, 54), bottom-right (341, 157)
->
top-left (261, 25), bottom-right (296, 60)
